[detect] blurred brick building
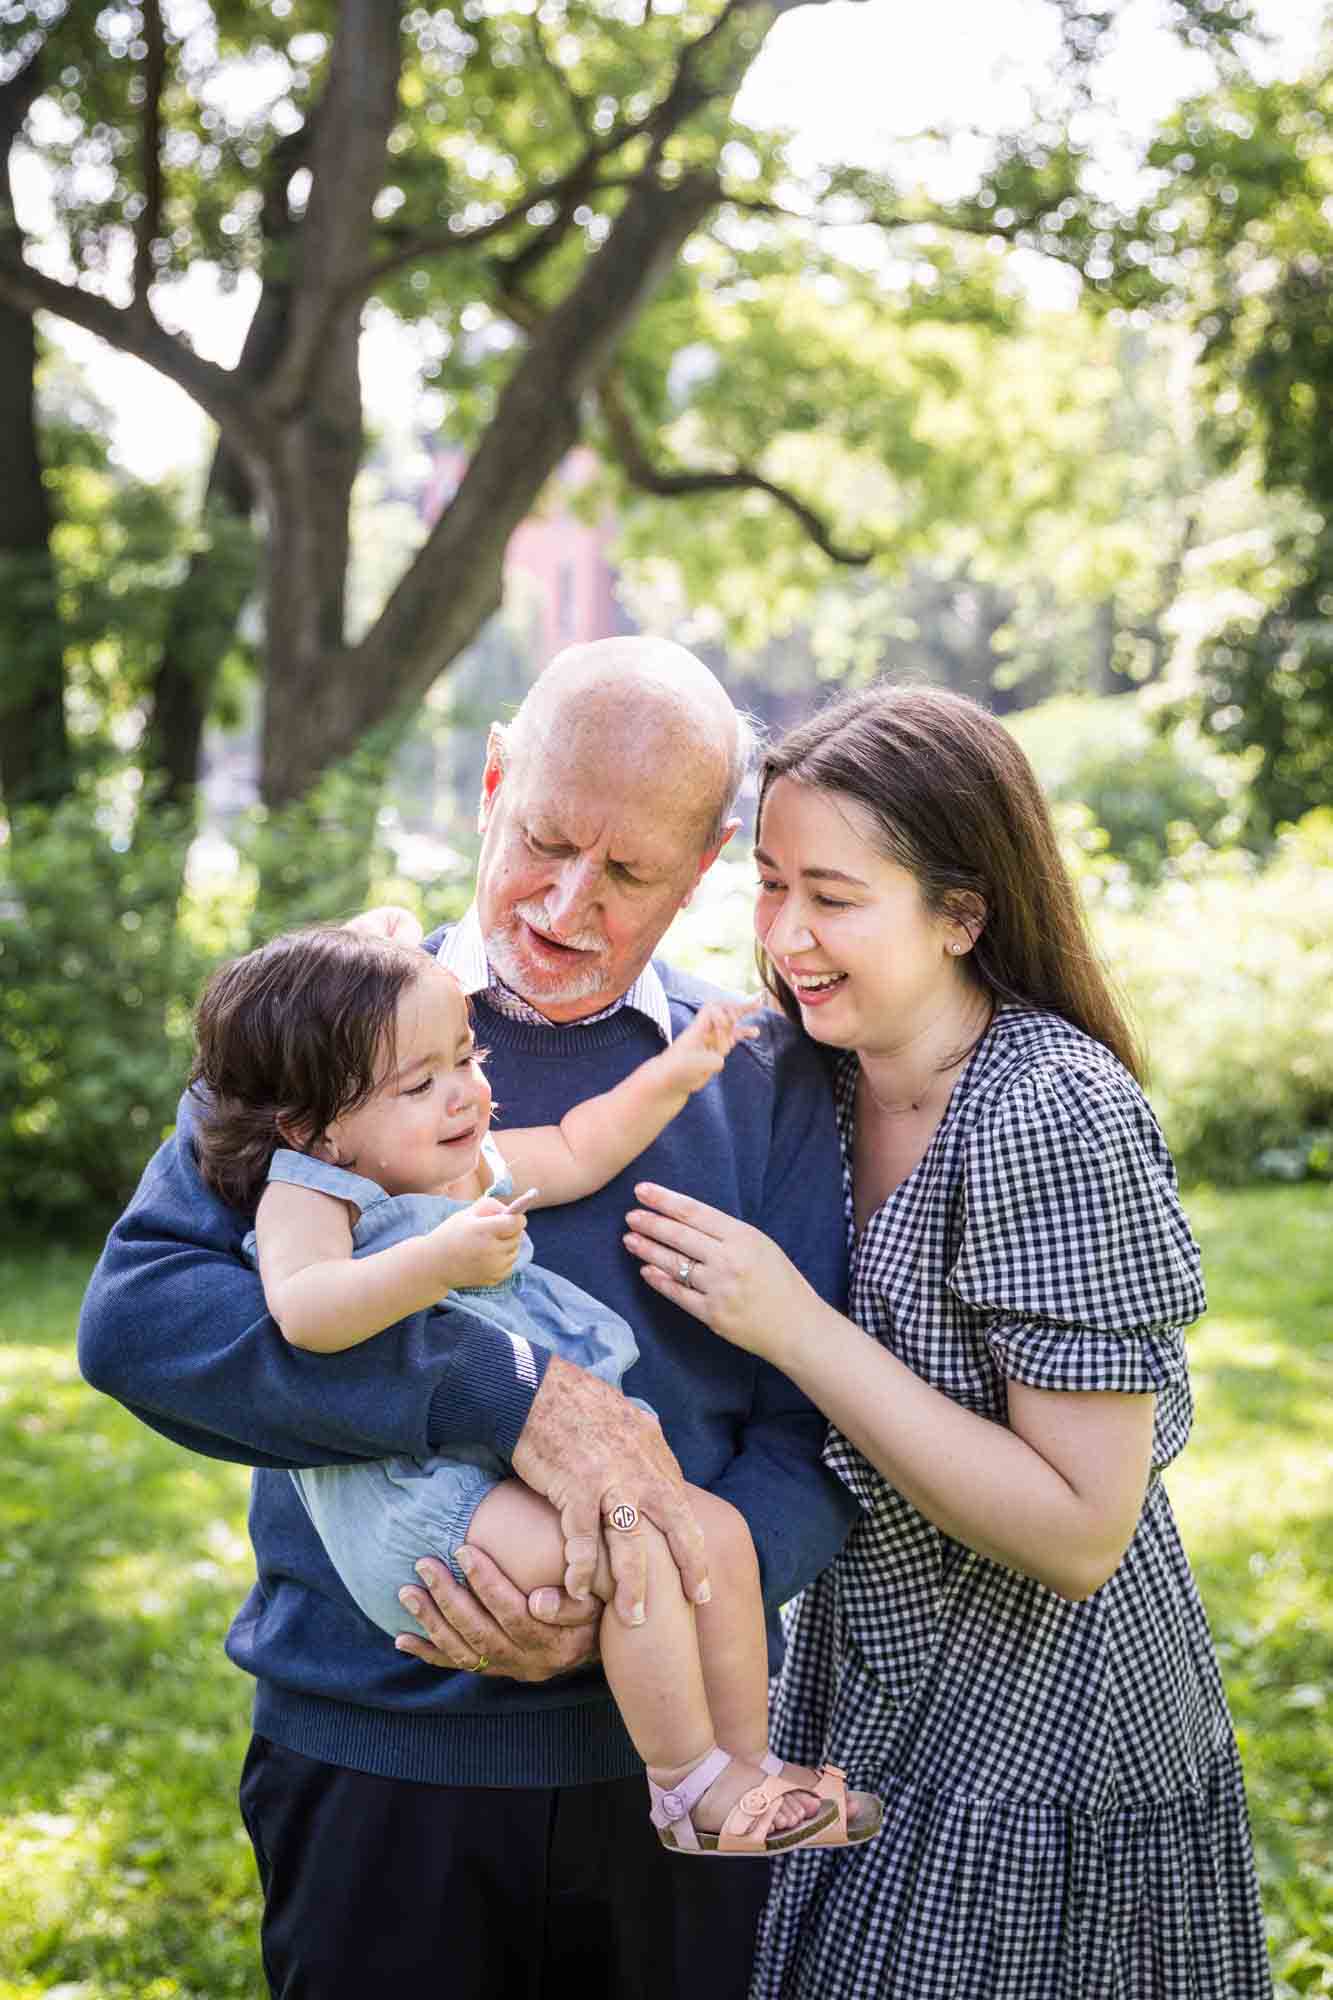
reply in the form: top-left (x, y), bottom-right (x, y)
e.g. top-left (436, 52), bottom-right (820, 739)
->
top-left (421, 445), bottom-right (634, 662)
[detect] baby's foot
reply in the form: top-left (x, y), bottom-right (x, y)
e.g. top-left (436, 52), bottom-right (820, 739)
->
top-left (770, 1757), bottom-right (880, 1838)
top-left (686, 1755), bottom-right (824, 1837)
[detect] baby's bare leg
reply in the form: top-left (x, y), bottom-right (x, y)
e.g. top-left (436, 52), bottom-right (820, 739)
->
top-left (686, 1489), bottom-right (771, 1765)
top-left (466, 1479), bottom-right (819, 1835)
top-left (683, 1488), bottom-right (878, 1839)
top-left (465, 1479), bottom-right (714, 1772)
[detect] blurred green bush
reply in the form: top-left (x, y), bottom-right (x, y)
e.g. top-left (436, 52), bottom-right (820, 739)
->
top-left (1095, 812), bottom-right (1333, 1186)
top-left (1005, 693), bottom-right (1262, 883)
top-left (0, 782), bottom-right (468, 1233)
top-left (0, 793), bottom-right (216, 1227)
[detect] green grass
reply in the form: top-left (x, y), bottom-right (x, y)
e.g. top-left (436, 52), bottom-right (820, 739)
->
top-left (2, 1193), bottom-right (1330, 1998)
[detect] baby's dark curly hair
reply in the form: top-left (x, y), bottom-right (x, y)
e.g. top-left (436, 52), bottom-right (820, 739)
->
top-left (190, 926), bottom-right (428, 1211)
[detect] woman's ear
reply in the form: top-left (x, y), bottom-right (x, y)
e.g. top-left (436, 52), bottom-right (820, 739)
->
top-left (942, 891), bottom-right (987, 953)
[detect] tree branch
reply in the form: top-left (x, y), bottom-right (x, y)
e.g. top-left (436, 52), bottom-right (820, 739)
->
top-left (346, 170), bottom-right (723, 721)
top-left (0, 252), bottom-right (272, 480)
top-left (258, 0), bottom-right (401, 416)
top-left (597, 371), bottom-right (873, 566)
top-left (132, 0), bottom-right (167, 321)
top-left (0, 50), bottom-right (45, 150)
top-left (529, 13), bottom-right (593, 143)
top-left (350, 0), bottom-right (803, 306)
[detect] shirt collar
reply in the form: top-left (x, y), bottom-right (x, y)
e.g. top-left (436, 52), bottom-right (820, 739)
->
top-left (438, 904), bottom-right (673, 1044)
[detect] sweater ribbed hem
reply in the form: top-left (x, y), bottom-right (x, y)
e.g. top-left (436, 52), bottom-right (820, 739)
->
top-left (254, 1682), bottom-right (643, 1788)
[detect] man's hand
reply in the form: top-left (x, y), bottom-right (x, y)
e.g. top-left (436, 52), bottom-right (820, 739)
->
top-left (395, 1548), bottom-right (600, 1681)
top-left (511, 1356), bottom-right (709, 1626)
top-left (428, 1197), bottom-right (526, 1290)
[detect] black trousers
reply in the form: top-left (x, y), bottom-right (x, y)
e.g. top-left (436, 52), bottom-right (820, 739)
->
top-left (239, 1735), bottom-right (770, 2000)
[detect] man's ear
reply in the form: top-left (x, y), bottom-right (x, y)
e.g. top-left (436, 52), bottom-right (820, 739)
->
top-left (477, 724), bottom-right (509, 836)
top-left (679, 816), bottom-right (740, 909)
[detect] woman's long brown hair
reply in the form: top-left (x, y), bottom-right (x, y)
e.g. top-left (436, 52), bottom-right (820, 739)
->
top-left (756, 683), bottom-right (1142, 1080)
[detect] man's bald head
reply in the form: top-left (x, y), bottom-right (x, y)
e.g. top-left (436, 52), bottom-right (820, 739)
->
top-left (506, 637), bottom-right (748, 852)
top-left (473, 637), bottom-right (753, 1021)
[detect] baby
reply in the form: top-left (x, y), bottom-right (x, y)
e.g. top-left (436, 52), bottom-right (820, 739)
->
top-left (190, 924), bottom-right (880, 1858)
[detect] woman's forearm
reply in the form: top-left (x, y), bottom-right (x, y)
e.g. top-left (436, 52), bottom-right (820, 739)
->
top-left (777, 1300), bottom-right (1139, 1600)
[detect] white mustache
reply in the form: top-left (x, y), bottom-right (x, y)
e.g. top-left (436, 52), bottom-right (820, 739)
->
top-left (514, 900), bottom-right (606, 955)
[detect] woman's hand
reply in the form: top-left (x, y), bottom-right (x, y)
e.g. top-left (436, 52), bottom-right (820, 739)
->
top-left (623, 1182), bottom-right (816, 1369)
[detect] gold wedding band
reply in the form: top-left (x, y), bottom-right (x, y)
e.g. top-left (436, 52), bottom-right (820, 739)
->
top-left (465, 1652), bottom-right (489, 1673)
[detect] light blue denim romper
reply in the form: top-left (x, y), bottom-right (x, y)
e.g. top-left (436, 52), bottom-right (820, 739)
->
top-left (244, 1139), bottom-right (643, 1637)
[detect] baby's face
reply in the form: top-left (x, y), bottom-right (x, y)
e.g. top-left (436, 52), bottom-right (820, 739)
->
top-left (322, 964), bottom-right (492, 1197)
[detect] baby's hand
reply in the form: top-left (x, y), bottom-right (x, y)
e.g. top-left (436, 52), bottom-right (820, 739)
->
top-left (661, 1000), bottom-right (762, 1095)
top-left (344, 904), bottom-right (424, 950)
top-left (430, 1196), bottom-right (526, 1290)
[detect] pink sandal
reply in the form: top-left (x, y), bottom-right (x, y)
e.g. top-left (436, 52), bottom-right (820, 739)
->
top-left (650, 1747), bottom-right (841, 1857)
top-left (763, 1755), bottom-right (883, 1846)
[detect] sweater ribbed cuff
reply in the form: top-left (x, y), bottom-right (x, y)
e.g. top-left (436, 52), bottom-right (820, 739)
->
top-left (426, 1323), bottom-right (551, 1464)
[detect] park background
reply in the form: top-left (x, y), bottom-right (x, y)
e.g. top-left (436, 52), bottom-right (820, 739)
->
top-left (0, 1), bottom-right (1329, 1994)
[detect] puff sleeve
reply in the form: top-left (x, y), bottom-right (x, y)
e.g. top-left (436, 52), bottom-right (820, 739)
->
top-left (948, 1057), bottom-right (1205, 1396)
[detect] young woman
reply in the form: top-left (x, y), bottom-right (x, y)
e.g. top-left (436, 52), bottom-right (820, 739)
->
top-left (623, 685), bottom-right (1271, 1995)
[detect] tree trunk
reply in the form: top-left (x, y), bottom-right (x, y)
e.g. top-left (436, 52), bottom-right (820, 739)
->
top-left (0, 58), bottom-right (71, 819)
top-left (0, 302), bottom-right (69, 815)
top-left (1091, 596), bottom-right (1123, 695)
top-left (259, 169), bottom-right (721, 806)
top-left (139, 442), bottom-right (255, 809)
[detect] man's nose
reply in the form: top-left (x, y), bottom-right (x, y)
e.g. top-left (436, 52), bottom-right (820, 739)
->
top-left (544, 856), bottom-right (601, 933)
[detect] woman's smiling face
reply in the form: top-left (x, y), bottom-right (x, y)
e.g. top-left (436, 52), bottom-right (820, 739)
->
top-left (754, 777), bottom-right (971, 1055)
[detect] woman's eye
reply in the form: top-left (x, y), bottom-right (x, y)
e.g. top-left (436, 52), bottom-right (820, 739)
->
top-left (756, 877), bottom-right (781, 896)
top-left (814, 895), bottom-right (851, 910)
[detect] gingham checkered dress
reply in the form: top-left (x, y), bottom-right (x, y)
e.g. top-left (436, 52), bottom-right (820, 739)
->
top-left (756, 1007), bottom-right (1272, 2000)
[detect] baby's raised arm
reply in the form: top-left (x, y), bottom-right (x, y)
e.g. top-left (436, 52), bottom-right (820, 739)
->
top-left (256, 1180), bottom-right (527, 1353)
top-left (498, 1000), bottom-right (760, 1210)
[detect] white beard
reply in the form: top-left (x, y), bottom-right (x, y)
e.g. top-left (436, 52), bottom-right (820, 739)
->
top-left (485, 905), bottom-right (612, 1007)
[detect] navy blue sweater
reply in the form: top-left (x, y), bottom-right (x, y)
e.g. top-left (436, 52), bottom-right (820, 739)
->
top-left (78, 954), bottom-right (855, 1787)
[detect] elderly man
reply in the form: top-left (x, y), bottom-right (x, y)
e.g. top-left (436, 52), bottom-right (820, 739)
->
top-left (79, 638), bottom-right (853, 2000)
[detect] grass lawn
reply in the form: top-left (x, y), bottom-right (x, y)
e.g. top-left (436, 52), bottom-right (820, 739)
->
top-left (1, 1187), bottom-right (1329, 1999)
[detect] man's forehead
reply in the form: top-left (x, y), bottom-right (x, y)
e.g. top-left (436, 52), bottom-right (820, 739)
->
top-left (510, 745), bottom-right (710, 865)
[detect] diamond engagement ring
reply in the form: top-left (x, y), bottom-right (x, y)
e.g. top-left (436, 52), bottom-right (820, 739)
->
top-left (677, 1257), bottom-right (694, 1287)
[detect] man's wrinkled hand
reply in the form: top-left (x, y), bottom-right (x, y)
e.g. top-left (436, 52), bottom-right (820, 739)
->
top-left (511, 1357), bottom-right (709, 1627)
top-left (394, 1548), bottom-right (599, 1682)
